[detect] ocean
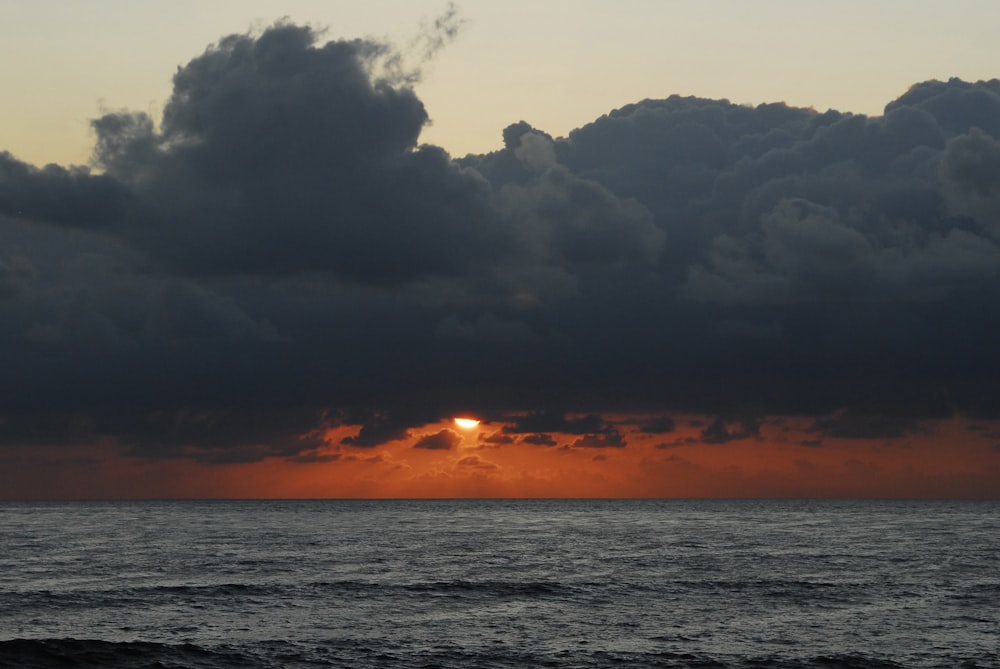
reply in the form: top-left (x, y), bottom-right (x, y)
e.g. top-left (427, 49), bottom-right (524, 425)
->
top-left (0, 499), bottom-right (996, 668)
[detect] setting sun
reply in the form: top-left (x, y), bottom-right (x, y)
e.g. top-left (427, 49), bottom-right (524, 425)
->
top-left (454, 417), bottom-right (481, 429)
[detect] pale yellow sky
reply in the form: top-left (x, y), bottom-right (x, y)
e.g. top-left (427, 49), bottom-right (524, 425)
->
top-left (2, 0), bottom-right (999, 167)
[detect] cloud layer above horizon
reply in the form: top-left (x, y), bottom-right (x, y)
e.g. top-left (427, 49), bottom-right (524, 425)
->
top-left (2, 22), bottom-right (999, 464)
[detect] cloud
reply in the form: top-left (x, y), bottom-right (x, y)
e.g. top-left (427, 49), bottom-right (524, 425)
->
top-left (2, 19), bottom-right (1000, 465)
top-left (288, 451), bottom-right (342, 464)
top-left (886, 78), bottom-right (1000, 138)
top-left (0, 254), bottom-right (35, 300)
top-left (514, 132), bottom-right (558, 172)
top-left (85, 23), bottom-right (509, 285)
top-left (638, 417), bottom-right (677, 434)
top-left (940, 127), bottom-right (1000, 238)
top-left (700, 417), bottom-right (761, 445)
top-left (342, 423), bottom-right (410, 449)
top-left (503, 412), bottom-right (615, 435)
top-left (456, 454), bottom-right (497, 470)
top-left (410, 2), bottom-right (465, 67)
top-left (435, 312), bottom-right (539, 345)
top-left (0, 407), bottom-right (329, 464)
top-left (655, 439), bottom-right (696, 450)
top-left (340, 407), bottom-right (440, 448)
top-left (809, 411), bottom-right (922, 440)
top-left (413, 429), bottom-right (461, 450)
top-left (521, 433), bottom-right (557, 447)
top-left (0, 153), bottom-right (129, 231)
top-left (496, 165), bottom-right (664, 269)
top-left (480, 431), bottom-right (515, 446)
top-left (571, 432), bottom-right (626, 449)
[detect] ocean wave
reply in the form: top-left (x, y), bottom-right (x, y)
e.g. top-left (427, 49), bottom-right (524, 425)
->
top-left (1, 578), bottom-right (577, 612)
top-left (3, 639), bottom-right (994, 669)
top-left (5, 576), bottom-right (876, 604)
top-left (0, 638), bottom-right (256, 669)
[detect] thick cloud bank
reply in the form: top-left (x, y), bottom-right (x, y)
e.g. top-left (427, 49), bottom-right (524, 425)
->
top-left (1, 23), bottom-right (998, 458)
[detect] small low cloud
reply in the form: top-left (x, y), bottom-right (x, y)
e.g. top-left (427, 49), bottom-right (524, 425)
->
top-left (521, 433), bottom-right (557, 447)
top-left (414, 429), bottom-right (461, 450)
top-left (809, 411), bottom-right (922, 440)
top-left (701, 417), bottom-right (761, 445)
top-left (572, 432), bottom-right (626, 449)
top-left (480, 431), bottom-right (515, 445)
top-left (456, 455), bottom-right (498, 470)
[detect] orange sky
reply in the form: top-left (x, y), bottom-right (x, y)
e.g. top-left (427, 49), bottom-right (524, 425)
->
top-left (2, 414), bottom-right (997, 499)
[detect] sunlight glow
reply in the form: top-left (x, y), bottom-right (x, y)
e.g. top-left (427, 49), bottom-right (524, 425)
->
top-left (454, 417), bottom-right (480, 429)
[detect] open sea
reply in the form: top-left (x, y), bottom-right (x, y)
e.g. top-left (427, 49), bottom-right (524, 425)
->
top-left (0, 499), bottom-right (997, 669)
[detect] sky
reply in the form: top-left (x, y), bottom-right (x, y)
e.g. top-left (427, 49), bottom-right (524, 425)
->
top-left (1, 1), bottom-right (999, 499)
top-left (5, 0), bottom-right (1000, 165)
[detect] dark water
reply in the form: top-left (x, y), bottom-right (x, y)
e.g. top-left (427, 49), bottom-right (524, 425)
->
top-left (0, 499), bottom-right (997, 668)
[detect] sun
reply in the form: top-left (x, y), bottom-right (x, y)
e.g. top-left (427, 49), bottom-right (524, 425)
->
top-left (454, 417), bottom-right (481, 429)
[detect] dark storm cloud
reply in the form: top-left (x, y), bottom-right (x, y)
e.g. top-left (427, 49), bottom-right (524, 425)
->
top-left (114, 408), bottom-right (330, 463)
top-left (340, 415), bottom-right (410, 448)
top-left (808, 411), bottom-right (922, 440)
top-left (0, 412), bottom-right (100, 448)
top-left (2, 15), bottom-right (999, 463)
top-left (339, 405), bottom-right (448, 448)
top-left (0, 407), bottom-right (328, 464)
top-left (885, 78), bottom-right (1000, 138)
top-left (0, 253), bottom-right (34, 300)
top-left (0, 153), bottom-right (129, 232)
top-left (940, 127), bottom-right (1000, 237)
top-left (97, 23), bottom-right (506, 283)
top-left (638, 417), bottom-right (677, 434)
top-left (502, 412), bottom-right (615, 436)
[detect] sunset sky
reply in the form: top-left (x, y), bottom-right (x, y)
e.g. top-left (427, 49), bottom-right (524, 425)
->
top-left (1, 1), bottom-right (999, 498)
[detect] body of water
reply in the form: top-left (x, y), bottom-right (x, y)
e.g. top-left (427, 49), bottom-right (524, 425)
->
top-left (1, 499), bottom-right (997, 668)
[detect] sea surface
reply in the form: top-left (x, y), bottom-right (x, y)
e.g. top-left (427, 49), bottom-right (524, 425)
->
top-left (0, 499), bottom-right (997, 668)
